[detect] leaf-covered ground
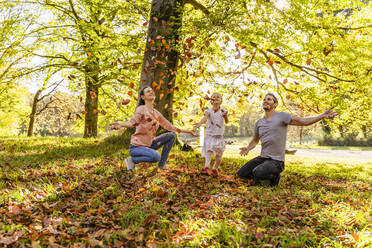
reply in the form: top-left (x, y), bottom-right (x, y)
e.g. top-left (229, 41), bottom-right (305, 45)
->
top-left (0, 137), bottom-right (371, 247)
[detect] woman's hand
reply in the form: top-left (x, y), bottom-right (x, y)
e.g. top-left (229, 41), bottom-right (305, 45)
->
top-left (110, 123), bottom-right (122, 131)
top-left (189, 130), bottom-right (198, 137)
top-left (194, 122), bottom-right (201, 128)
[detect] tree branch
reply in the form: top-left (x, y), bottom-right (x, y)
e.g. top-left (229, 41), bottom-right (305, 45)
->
top-left (267, 47), bottom-right (355, 82)
top-left (185, 0), bottom-right (210, 15)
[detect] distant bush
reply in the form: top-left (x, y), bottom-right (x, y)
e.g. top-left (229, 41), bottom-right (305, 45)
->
top-left (318, 135), bottom-right (372, 146)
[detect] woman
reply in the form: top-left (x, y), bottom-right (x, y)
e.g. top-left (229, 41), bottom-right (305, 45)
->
top-left (111, 86), bottom-right (196, 171)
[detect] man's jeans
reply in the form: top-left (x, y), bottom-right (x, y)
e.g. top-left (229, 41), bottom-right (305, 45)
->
top-left (237, 156), bottom-right (284, 182)
top-left (129, 132), bottom-right (176, 167)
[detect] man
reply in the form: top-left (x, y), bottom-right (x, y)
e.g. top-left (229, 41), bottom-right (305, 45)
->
top-left (237, 93), bottom-right (338, 186)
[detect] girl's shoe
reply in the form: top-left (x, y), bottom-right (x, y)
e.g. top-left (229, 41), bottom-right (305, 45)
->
top-left (212, 169), bottom-right (218, 175)
top-left (203, 167), bottom-right (210, 173)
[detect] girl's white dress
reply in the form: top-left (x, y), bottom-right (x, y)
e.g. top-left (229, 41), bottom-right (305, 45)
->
top-left (202, 108), bottom-right (226, 157)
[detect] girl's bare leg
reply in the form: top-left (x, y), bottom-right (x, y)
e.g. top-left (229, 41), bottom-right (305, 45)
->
top-left (204, 151), bottom-right (213, 169)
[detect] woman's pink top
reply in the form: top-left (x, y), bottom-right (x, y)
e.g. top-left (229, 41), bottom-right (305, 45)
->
top-left (128, 105), bottom-right (177, 147)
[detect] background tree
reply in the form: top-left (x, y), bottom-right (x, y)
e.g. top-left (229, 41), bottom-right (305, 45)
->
top-left (15, 0), bottom-right (149, 137)
top-left (32, 91), bottom-right (81, 136)
top-left (26, 72), bottom-right (64, 136)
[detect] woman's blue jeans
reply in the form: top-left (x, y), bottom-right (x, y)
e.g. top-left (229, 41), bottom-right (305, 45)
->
top-left (129, 132), bottom-right (176, 167)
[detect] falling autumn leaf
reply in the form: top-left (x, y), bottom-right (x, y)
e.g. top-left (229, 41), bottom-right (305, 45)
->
top-left (122, 99), bottom-right (130, 105)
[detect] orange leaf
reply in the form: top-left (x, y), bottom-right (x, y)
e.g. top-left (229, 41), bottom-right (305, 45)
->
top-left (143, 22), bottom-right (148, 27)
top-left (306, 58), bottom-right (311, 65)
top-left (159, 93), bottom-right (164, 100)
top-left (152, 82), bottom-right (158, 88)
top-left (89, 91), bottom-right (97, 98)
top-left (152, 16), bottom-right (158, 22)
top-left (164, 104), bottom-right (168, 109)
top-left (129, 82), bottom-right (135, 88)
top-left (283, 79), bottom-right (288, 84)
top-left (128, 91), bottom-right (133, 96)
top-left (205, 40), bottom-right (210, 47)
top-left (122, 99), bottom-right (130, 105)
top-left (87, 52), bottom-right (92, 56)
top-left (8, 205), bottom-right (20, 216)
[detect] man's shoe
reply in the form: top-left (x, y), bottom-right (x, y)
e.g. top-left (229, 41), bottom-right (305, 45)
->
top-left (270, 174), bottom-right (281, 186)
top-left (125, 157), bottom-right (135, 171)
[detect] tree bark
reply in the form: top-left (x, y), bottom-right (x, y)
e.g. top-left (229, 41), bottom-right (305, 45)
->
top-left (84, 79), bottom-right (99, 137)
top-left (27, 90), bottom-right (41, 137)
top-left (139, 0), bottom-right (184, 121)
top-left (299, 126), bottom-right (303, 145)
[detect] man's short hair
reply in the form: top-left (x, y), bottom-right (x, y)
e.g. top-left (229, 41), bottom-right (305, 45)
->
top-left (266, 93), bottom-right (278, 103)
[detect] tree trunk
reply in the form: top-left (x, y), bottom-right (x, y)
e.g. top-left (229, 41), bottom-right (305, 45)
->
top-left (338, 126), bottom-right (344, 138)
top-left (84, 80), bottom-right (99, 137)
top-left (362, 125), bottom-right (368, 138)
top-left (27, 90), bottom-right (41, 137)
top-left (299, 126), bottom-right (303, 145)
top-left (139, 0), bottom-right (184, 121)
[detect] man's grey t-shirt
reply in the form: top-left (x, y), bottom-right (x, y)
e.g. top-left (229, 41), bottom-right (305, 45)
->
top-left (254, 112), bottom-right (293, 162)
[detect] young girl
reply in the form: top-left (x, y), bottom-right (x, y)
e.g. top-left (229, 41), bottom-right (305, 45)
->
top-left (194, 93), bottom-right (228, 174)
top-left (111, 86), bottom-right (196, 171)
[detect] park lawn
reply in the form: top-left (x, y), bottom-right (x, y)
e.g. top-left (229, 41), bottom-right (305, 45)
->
top-left (0, 136), bottom-right (371, 247)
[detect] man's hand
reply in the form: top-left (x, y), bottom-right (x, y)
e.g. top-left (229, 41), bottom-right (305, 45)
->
top-left (322, 107), bottom-right (338, 119)
top-left (239, 147), bottom-right (250, 156)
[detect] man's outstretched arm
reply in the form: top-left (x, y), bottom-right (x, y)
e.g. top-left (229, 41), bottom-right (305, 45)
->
top-left (240, 132), bottom-right (260, 156)
top-left (290, 107), bottom-right (338, 126)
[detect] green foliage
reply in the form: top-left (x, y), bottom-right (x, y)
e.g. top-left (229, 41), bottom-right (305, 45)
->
top-left (1, 0), bottom-right (371, 137)
top-left (319, 135), bottom-right (372, 146)
top-left (0, 85), bottom-right (31, 135)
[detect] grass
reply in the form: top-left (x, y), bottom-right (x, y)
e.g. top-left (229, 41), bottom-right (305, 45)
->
top-left (0, 136), bottom-right (371, 247)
